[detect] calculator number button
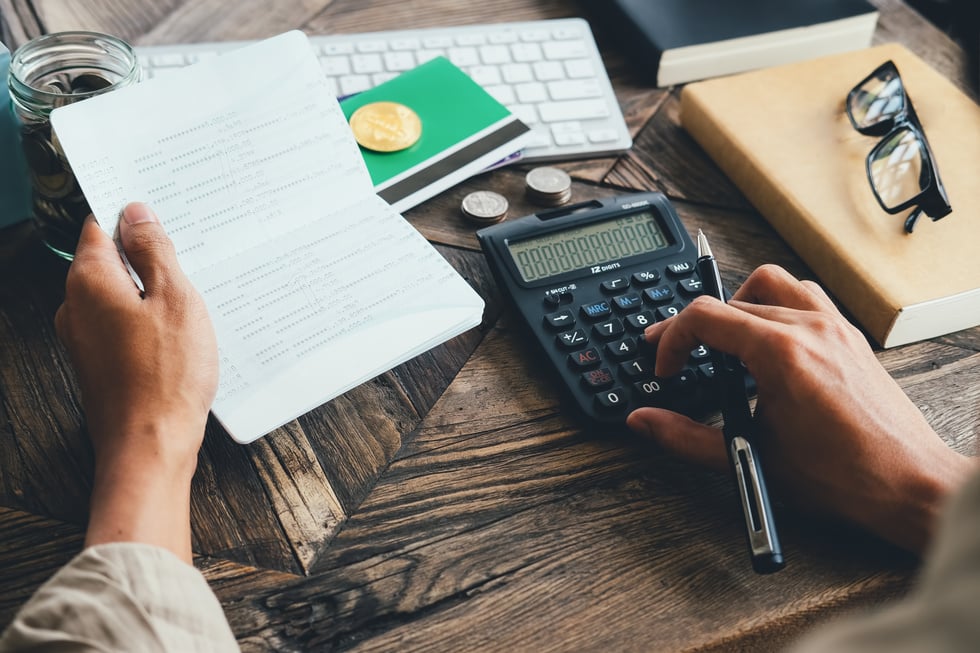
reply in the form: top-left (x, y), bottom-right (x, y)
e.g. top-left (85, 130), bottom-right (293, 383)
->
top-left (632, 270), bottom-right (661, 286)
top-left (544, 308), bottom-right (576, 330)
top-left (633, 378), bottom-right (669, 406)
top-left (595, 387), bottom-right (628, 411)
top-left (626, 311), bottom-right (655, 331)
top-left (582, 367), bottom-right (615, 389)
top-left (643, 285), bottom-right (674, 304)
top-left (600, 277), bottom-right (630, 293)
top-left (605, 337), bottom-right (637, 360)
top-left (689, 344), bottom-right (710, 362)
top-left (580, 300), bottom-right (612, 320)
top-left (568, 347), bottom-right (601, 370)
top-left (557, 329), bottom-right (589, 349)
top-left (669, 367), bottom-right (699, 391)
top-left (666, 261), bottom-right (696, 277)
top-left (592, 318), bottom-right (624, 340)
top-left (677, 277), bottom-right (703, 296)
top-left (619, 358), bottom-right (652, 380)
top-left (655, 303), bottom-right (684, 321)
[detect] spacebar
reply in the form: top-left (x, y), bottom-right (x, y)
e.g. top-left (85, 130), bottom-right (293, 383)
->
top-left (537, 99), bottom-right (611, 123)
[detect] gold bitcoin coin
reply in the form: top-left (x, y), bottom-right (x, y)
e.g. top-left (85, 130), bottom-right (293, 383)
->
top-left (349, 101), bottom-right (422, 152)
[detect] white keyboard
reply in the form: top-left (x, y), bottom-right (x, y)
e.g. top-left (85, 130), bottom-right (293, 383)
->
top-left (134, 18), bottom-right (632, 163)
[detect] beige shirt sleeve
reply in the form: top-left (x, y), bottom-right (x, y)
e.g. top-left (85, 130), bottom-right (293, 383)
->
top-left (790, 468), bottom-right (980, 652)
top-left (0, 542), bottom-right (238, 653)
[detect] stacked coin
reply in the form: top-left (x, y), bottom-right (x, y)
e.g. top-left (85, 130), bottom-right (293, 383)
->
top-left (525, 166), bottom-right (572, 207)
top-left (460, 190), bottom-right (509, 225)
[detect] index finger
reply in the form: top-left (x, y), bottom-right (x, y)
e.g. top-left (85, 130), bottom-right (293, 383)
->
top-left (646, 295), bottom-right (784, 377)
top-left (732, 264), bottom-right (837, 315)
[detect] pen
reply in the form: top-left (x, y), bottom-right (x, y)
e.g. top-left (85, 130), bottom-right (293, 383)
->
top-left (696, 229), bottom-right (785, 574)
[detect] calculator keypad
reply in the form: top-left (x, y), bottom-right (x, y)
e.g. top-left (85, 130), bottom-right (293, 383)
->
top-left (551, 261), bottom-right (715, 417)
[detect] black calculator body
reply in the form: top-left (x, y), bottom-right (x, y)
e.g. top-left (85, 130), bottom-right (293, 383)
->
top-left (478, 192), bottom-right (731, 428)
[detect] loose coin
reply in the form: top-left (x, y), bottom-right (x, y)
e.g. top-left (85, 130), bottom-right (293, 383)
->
top-left (525, 166), bottom-right (572, 207)
top-left (461, 190), bottom-right (509, 224)
top-left (70, 73), bottom-right (113, 94)
top-left (349, 101), bottom-right (422, 152)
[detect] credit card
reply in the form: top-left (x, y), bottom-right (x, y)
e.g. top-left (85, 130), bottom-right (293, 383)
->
top-left (340, 56), bottom-right (530, 213)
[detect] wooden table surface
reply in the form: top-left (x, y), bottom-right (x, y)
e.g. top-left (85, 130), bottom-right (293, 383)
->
top-left (1, 1), bottom-right (978, 651)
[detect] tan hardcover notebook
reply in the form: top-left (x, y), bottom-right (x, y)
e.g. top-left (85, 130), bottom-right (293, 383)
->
top-left (680, 43), bottom-right (980, 348)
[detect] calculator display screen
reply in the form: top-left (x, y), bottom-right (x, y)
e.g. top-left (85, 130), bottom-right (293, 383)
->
top-left (507, 211), bottom-right (671, 283)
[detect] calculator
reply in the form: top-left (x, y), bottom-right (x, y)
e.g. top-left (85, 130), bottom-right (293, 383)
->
top-left (478, 192), bottom-right (739, 428)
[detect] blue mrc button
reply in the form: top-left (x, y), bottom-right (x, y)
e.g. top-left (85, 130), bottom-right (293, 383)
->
top-left (581, 301), bottom-right (611, 319)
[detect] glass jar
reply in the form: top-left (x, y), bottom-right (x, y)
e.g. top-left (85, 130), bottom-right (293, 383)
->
top-left (8, 31), bottom-right (141, 260)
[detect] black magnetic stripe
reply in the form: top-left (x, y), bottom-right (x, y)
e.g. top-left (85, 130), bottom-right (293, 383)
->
top-left (378, 119), bottom-right (530, 205)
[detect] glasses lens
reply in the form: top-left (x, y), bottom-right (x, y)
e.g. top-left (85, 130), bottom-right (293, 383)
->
top-left (869, 127), bottom-right (931, 210)
top-left (849, 66), bottom-right (905, 129)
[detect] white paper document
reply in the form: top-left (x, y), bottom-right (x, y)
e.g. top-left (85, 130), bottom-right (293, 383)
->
top-left (51, 30), bottom-right (485, 444)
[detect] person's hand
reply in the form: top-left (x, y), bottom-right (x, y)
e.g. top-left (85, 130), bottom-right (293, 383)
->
top-left (627, 264), bottom-right (975, 555)
top-left (55, 203), bottom-right (218, 561)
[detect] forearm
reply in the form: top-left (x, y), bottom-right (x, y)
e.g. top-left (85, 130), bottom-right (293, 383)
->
top-left (86, 436), bottom-right (198, 563)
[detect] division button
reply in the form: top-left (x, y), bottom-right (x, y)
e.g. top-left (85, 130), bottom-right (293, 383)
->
top-left (677, 277), bottom-right (703, 296)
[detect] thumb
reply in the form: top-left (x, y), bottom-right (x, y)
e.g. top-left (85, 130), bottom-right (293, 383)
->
top-left (118, 202), bottom-right (183, 296)
top-left (626, 408), bottom-right (728, 472)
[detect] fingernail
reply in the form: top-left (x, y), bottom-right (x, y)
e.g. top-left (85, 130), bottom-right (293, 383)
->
top-left (122, 202), bottom-right (158, 225)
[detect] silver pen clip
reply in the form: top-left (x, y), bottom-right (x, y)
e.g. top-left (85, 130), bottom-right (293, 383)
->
top-left (730, 435), bottom-right (777, 557)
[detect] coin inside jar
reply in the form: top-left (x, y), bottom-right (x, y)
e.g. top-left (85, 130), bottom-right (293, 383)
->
top-left (525, 166), bottom-right (572, 207)
top-left (461, 190), bottom-right (509, 225)
top-left (349, 101), bottom-right (422, 152)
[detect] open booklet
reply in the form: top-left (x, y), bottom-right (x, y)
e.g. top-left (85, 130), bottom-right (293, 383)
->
top-left (51, 30), bottom-right (485, 444)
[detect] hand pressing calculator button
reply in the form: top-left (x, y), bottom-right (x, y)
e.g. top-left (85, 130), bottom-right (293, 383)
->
top-left (477, 192), bottom-right (753, 429)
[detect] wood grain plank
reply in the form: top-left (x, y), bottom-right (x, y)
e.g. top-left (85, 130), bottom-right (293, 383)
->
top-left (248, 421), bottom-right (346, 575)
top-left (0, 0), bottom-right (43, 46)
top-left (29, 0), bottom-right (185, 43)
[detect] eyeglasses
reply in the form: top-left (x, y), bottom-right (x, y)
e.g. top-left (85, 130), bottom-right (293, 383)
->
top-left (845, 60), bottom-right (951, 233)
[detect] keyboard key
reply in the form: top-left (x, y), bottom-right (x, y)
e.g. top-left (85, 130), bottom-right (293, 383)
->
top-left (548, 79), bottom-right (603, 101)
top-left (512, 42), bottom-right (544, 62)
top-left (352, 53), bottom-right (383, 74)
top-left (633, 378), bottom-right (668, 405)
top-left (666, 261), bottom-right (696, 277)
top-left (415, 49), bottom-right (445, 64)
top-left (372, 72), bottom-right (398, 86)
top-left (422, 36), bottom-right (454, 48)
top-left (537, 99), bottom-right (610, 122)
top-left (555, 131), bottom-right (587, 146)
top-left (480, 45), bottom-right (511, 65)
top-left (589, 129), bottom-right (621, 143)
top-left (484, 84), bottom-right (516, 105)
top-left (489, 30), bottom-right (519, 44)
top-left (339, 74), bottom-right (372, 95)
top-left (613, 293), bottom-right (642, 312)
top-left (390, 38), bottom-right (421, 50)
top-left (510, 104), bottom-right (539, 125)
top-left (534, 61), bottom-right (565, 81)
top-left (456, 33), bottom-right (486, 46)
top-left (468, 65), bottom-right (503, 86)
top-left (644, 285), bottom-right (674, 304)
top-left (543, 41), bottom-right (590, 60)
top-left (565, 58), bottom-right (595, 79)
top-left (447, 47), bottom-right (480, 67)
top-left (520, 29), bottom-right (551, 42)
top-left (516, 81), bottom-right (548, 103)
top-left (356, 40), bottom-right (387, 53)
top-left (690, 344), bottom-right (710, 361)
top-left (383, 51), bottom-right (416, 71)
top-left (321, 42), bottom-right (354, 55)
top-left (632, 270), bottom-right (662, 286)
top-left (320, 56), bottom-right (351, 76)
top-left (502, 62), bottom-right (534, 83)
top-left (600, 277), bottom-right (629, 292)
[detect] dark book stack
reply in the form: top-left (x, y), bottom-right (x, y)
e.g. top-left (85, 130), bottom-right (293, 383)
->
top-left (588, 0), bottom-right (879, 87)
